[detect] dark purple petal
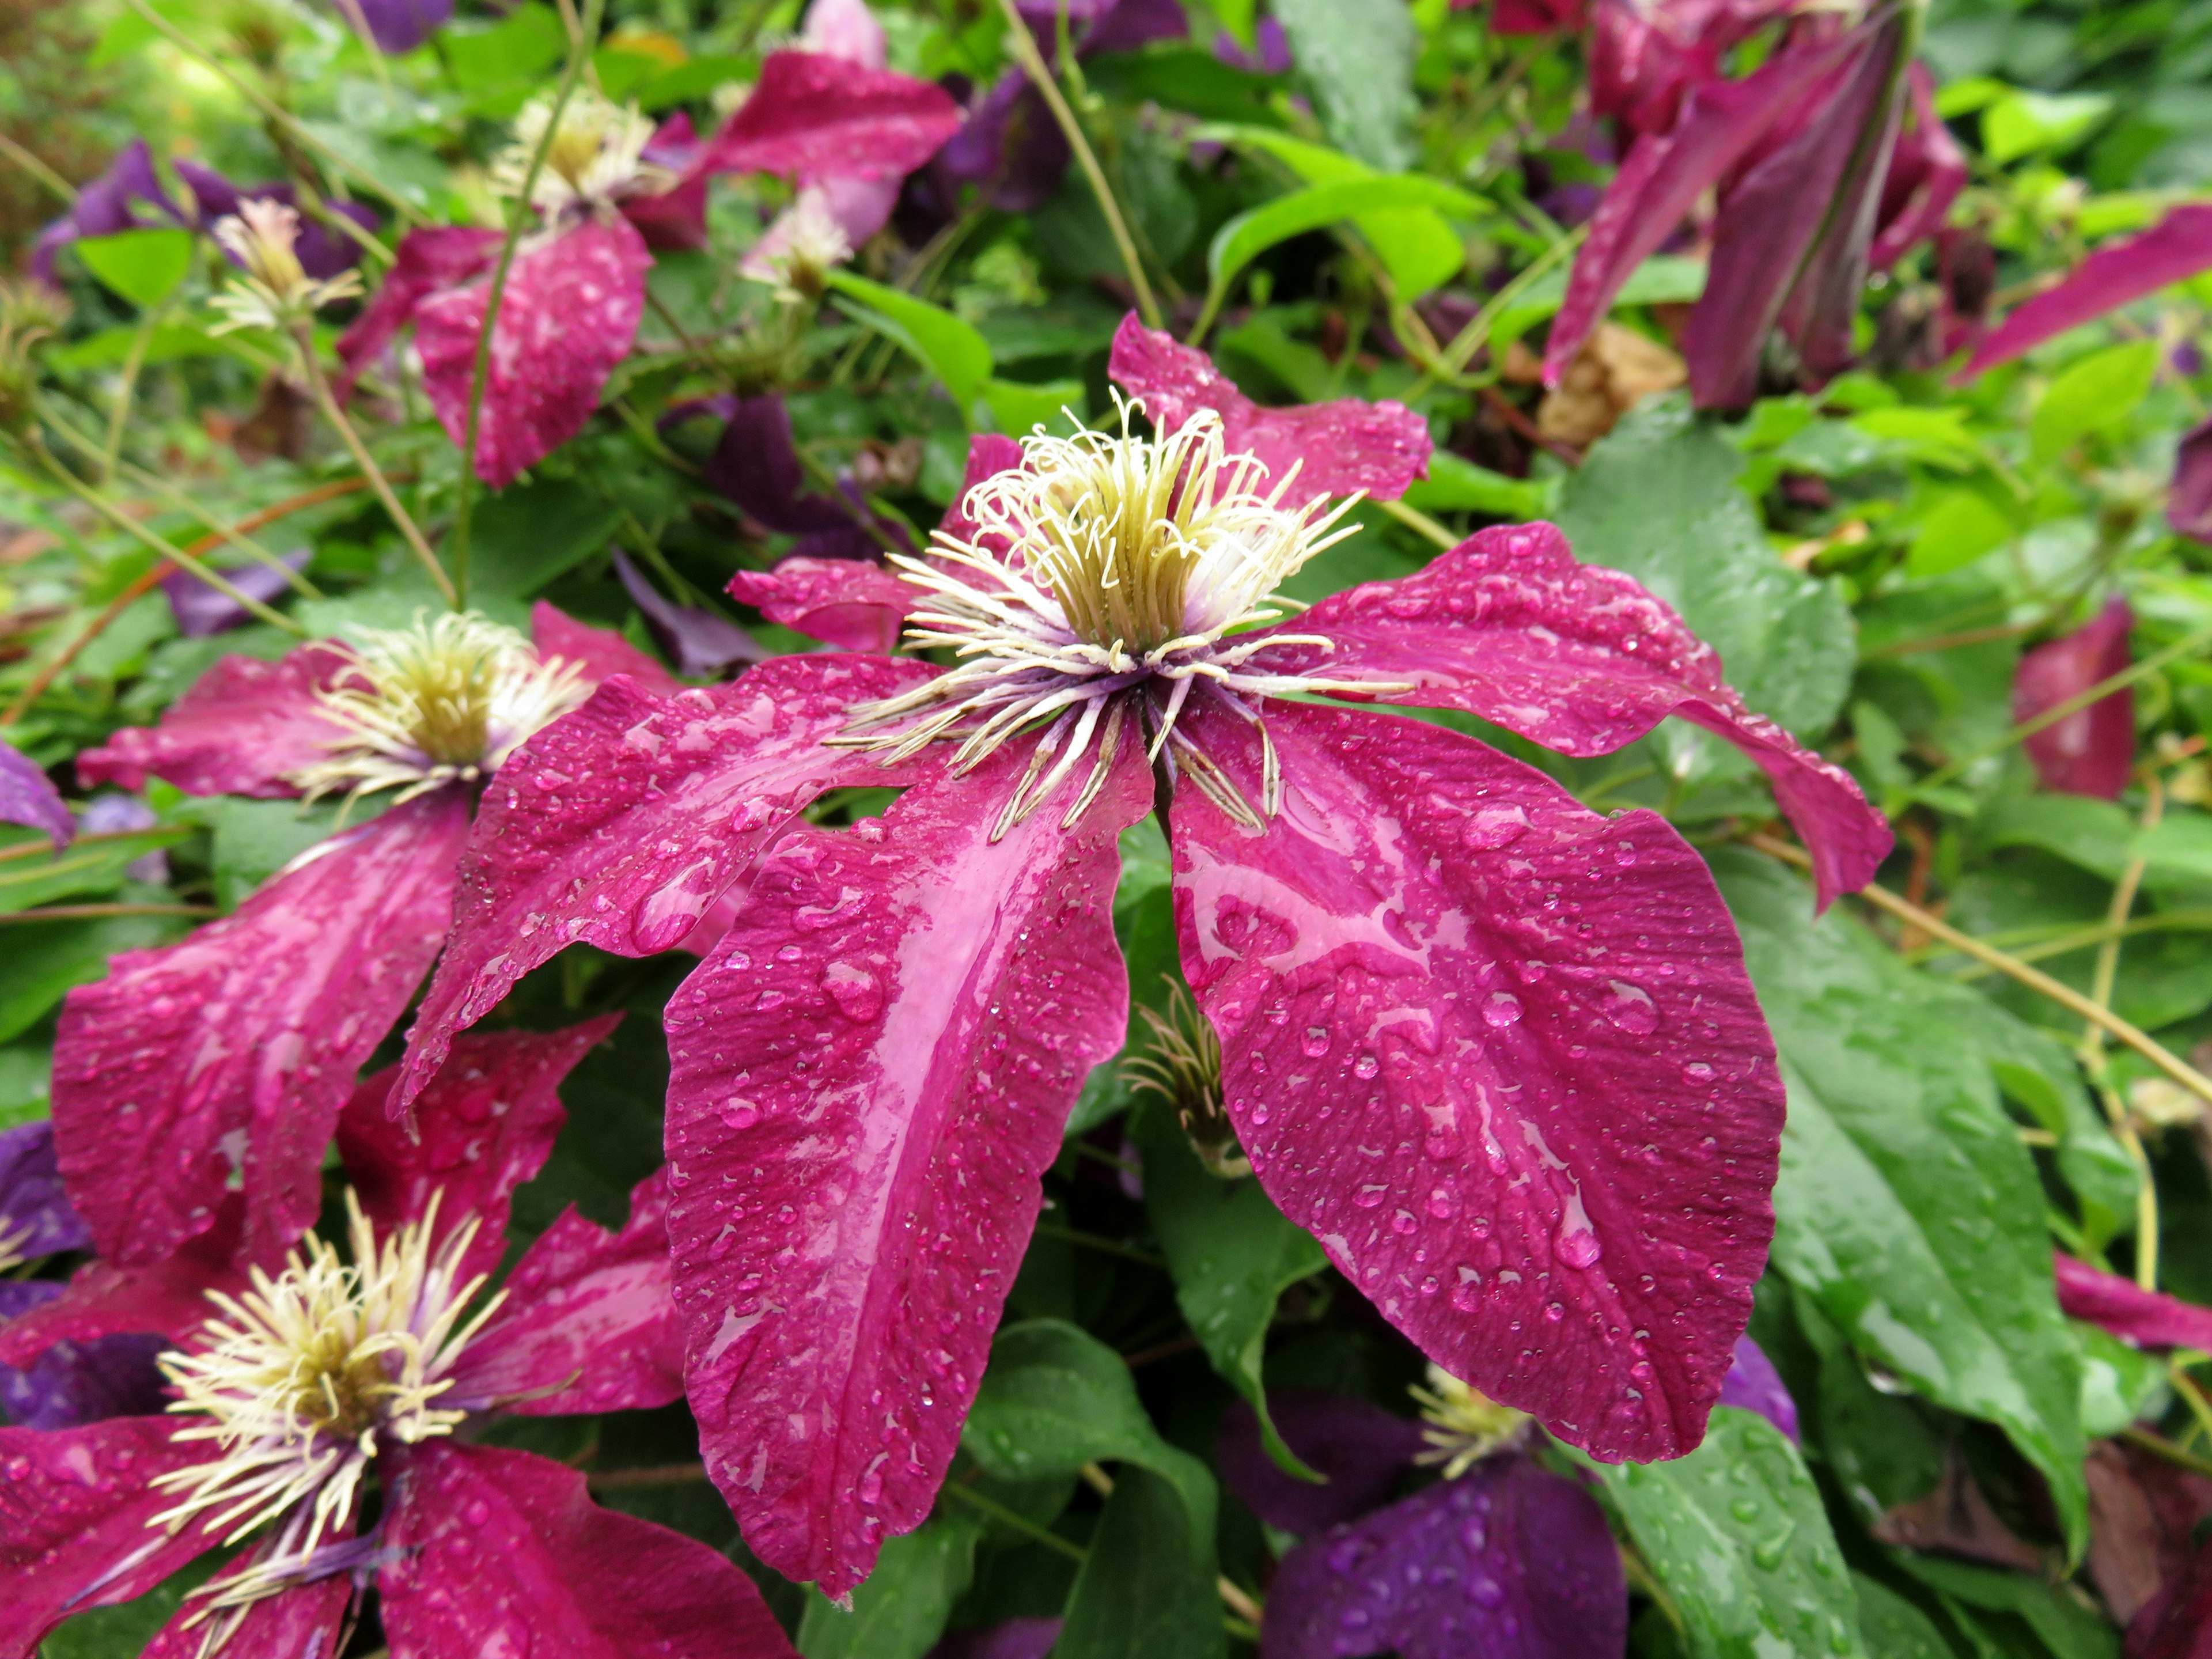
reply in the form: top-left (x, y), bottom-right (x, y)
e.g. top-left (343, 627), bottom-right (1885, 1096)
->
top-left (934, 74), bottom-right (1069, 212)
top-left (446, 1170), bottom-right (682, 1416)
top-left (1545, 34), bottom-right (1856, 387)
top-left (1263, 522), bottom-right (1890, 909)
top-left (696, 51), bottom-right (963, 184)
top-left (726, 556), bottom-right (917, 653)
top-left (2056, 1253), bottom-right (2212, 1352)
top-left (1870, 65), bottom-right (1966, 273)
top-left (2173, 418), bottom-right (2212, 544)
top-left (1171, 697), bottom-right (1782, 1463)
top-left (1109, 316), bottom-right (1433, 501)
top-left (339, 1019), bottom-right (619, 1283)
top-left (143, 1573), bottom-right (353, 1659)
top-left (1963, 203), bottom-right (2212, 379)
top-left (699, 393), bottom-right (857, 536)
top-left (0, 1307), bottom-right (168, 1431)
top-left (75, 641), bottom-right (356, 799)
top-left (417, 217), bottom-right (649, 488)
top-left (0, 1206), bottom-right (248, 1368)
top-left (0, 747), bottom-right (71, 848)
top-left (391, 657), bottom-right (934, 1119)
top-left (626, 115), bottom-right (711, 252)
top-left (1260, 1455), bottom-right (1626, 1659)
top-left (29, 139), bottom-right (184, 279)
top-left (532, 599), bottom-right (680, 697)
top-left (351, 0), bottom-right (453, 54)
top-left (162, 548), bottom-right (309, 639)
top-left (2130, 1528), bottom-right (2212, 1659)
top-left (0, 1120), bottom-right (90, 1259)
top-left (614, 552), bottom-right (764, 677)
top-left (0, 1418), bottom-right (222, 1659)
top-left (378, 1442), bottom-right (797, 1658)
top-left (929, 1623), bottom-right (1065, 1659)
top-left (1716, 1335), bottom-right (1798, 1441)
top-left (2015, 599), bottom-right (2134, 801)
top-left (1059, 0), bottom-right (1188, 55)
top-left (53, 788), bottom-right (469, 1266)
top-left (664, 734), bottom-right (1151, 1596)
top-left (1215, 18), bottom-right (1293, 72)
top-left (1218, 1391), bottom-right (1427, 1534)
top-left (335, 225), bottom-right (503, 391)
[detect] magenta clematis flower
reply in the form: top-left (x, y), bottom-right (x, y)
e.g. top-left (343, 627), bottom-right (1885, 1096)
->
top-left (0, 1025), bottom-right (795, 1659)
top-left (691, 29), bottom-right (961, 191)
top-left (0, 743), bottom-right (71, 847)
top-left (2055, 1253), bottom-right (2212, 1352)
top-left (381, 338), bottom-right (1885, 1594)
top-left (1959, 203), bottom-right (2212, 380)
top-left (2014, 599), bottom-right (2134, 801)
top-left (55, 607), bottom-right (673, 1271)
top-left (346, 0), bottom-right (452, 55)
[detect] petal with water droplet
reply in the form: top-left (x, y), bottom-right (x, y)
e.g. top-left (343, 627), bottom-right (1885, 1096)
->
top-left (75, 641), bottom-right (357, 799)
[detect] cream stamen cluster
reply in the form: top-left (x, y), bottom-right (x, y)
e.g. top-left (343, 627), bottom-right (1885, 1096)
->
top-left (0, 1215), bottom-right (35, 1275)
top-left (492, 89), bottom-right (668, 217)
top-left (742, 191), bottom-right (855, 304)
top-left (208, 200), bottom-right (365, 335)
top-left (151, 1194), bottom-right (499, 1622)
top-left (839, 402), bottom-right (1393, 835)
top-left (289, 611), bottom-right (589, 805)
top-left (1410, 1364), bottom-right (1531, 1478)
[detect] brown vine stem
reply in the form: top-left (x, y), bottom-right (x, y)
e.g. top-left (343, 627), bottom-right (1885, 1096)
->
top-left (293, 328), bottom-right (454, 605)
top-left (584, 1462), bottom-right (714, 1491)
top-left (1, 477), bottom-right (367, 728)
top-left (0, 904), bottom-right (215, 924)
top-left (1747, 832), bottom-right (2212, 1108)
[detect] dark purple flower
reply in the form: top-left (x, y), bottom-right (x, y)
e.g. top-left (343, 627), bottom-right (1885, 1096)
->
top-left (348, 0), bottom-right (453, 54)
top-left (929, 1622), bottom-right (1065, 1659)
top-left (1218, 1391), bottom-right (1429, 1535)
top-left (2131, 1527), bottom-right (2212, 1658)
top-left (77, 793), bottom-right (166, 881)
top-left (0, 1028), bottom-right (794, 1659)
top-left (29, 140), bottom-right (185, 279)
top-left (385, 341), bottom-right (1886, 1596)
top-left (0, 1121), bottom-right (90, 1263)
top-left (1716, 1335), bottom-right (1798, 1441)
top-left (671, 392), bottom-right (894, 559)
top-left (179, 168), bottom-right (380, 281)
top-left (161, 549), bottom-right (310, 639)
top-left (0, 1286), bottom-right (166, 1430)
top-left (0, 747), bottom-right (70, 849)
top-left (1262, 1455), bottom-right (1626, 1659)
top-left (2056, 1253), bottom-right (2212, 1353)
top-left (1215, 18), bottom-right (1293, 73)
top-left (613, 552), bottom-right (763, 677)
top-left (2174, 417), bottom-right (2212, 544)
top-left (2014, 599), bottom-right (2134, 801)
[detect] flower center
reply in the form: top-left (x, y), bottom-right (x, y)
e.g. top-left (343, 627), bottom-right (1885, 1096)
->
top-left (150, 1194), bottom-right (498, 1615)
top-left (207, 199), bottom-right (363, 335)
top-left (289, 612), bottom-right (588, 805)
top-left (495, 89), bottom-right (665, 215)
top-left (1411, 1365), bottom-right (1531, 1478)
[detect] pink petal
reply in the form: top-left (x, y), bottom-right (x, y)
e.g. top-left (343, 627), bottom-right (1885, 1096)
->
top-left (339, 1018), bottom-right (619, 1282)
top-left (446, 1170), bottom-right (682, 1415)
top-left (2056, 1253), bottom-right (2212, 1351)
top-left (726, 556), bottom-right (918, 653)
top-left (695, 51), bottom-right (961, 184)
top-left (1869, 65), bottom-right (1967, 273)
top-left (937, 433), bottom-right (1029, 553)
top-left (1963, 203), bottom-right (2212, 379)
top-left (390, 657), bottom-right (934, 1119)
top-left (335, 224), bottom-right (502, 389)
top-left (1169, 697), bottom-right (1782, 1463)
top-left (52, 787), bottom-right (471, 1266)
top-left (0, 1203), bottom-right (245, 1368)
top-left (740, 176), bottom-right (902, 282)
top-left (662, 736), bottom-right (1151, 1596)
top-left (800, 0), bottom-right (887, 66)
top-left (0, 1418), bottom-right (222, 1658)
top-left (75, 641), bottom-right (355, 798)
top-left (2015, 599), bottom-right (2134, 801)
top-left (1544, 34), bottom-right (1857, 387)
top-left (141, 1576), bottom-right (352, 1659)
top-left (378, 1442), bottom-right (797, 1659)
top-left (1108, 315), bottom-right (1432, 500)
top-left (1266, 521), bottom-right (1890, 908)
top-left (418, 217), bottom-right (650, 489)
top-left (532, 599), bottom-right (678, 696)
top-left (2173, 416), bottom-right (2212, 544)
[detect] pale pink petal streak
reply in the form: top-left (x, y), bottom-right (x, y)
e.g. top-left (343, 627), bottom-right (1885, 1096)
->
top-left (2055, 1252), bottom-right (2212, 1352)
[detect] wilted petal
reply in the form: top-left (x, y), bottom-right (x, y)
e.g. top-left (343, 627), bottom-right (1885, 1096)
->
top-left (2173, 418), bottom-right (2212, 544)
top-left (696, 392), bottom-right (863, 537)
top-left (0, 1120), bottom-right (90, 1259)
top-left (1109, 315), bottom-right (1433, 500)
top-left (339, 1020), bottom-right (619, 1282)
top-left (2015, 599), bottom-right (2134, 801)
top-left (349, 0), bottom-right (452, 52)
top-left (744, 176), bottom-right (903, 279)
top-left (446, 1171), bottom-right (681, 1416)
top-left (417, 218), bottom-right (650, 488)
top-left (1869, 65), bottom-right (1967, 273)
top-left (614, 552), bottom-right (764, 677)
top-left (54, 789), bottom-right (470, 1265)
top-left (1173, 699), bottom-right (1781, 1462)
top-left (0, 748), bottom-right (73, 849)
top-left (335, 225), bottom-right (503, 388)
top-left (76, 641), bottom-right (355, 799)
top-left (1267, 522), bottom-right (1889, 908)
top-left (727, 556), bottom-right (918, 653)
top-left (378, 1442), bottom-right (796, 1658)
top-left (392, 658), bottom-right (933, 1118)
top-left (0, 1418), bottom-right (223, 1659)
top-left (1545, 35), bottom-right (1857, 387)
top-left (1261, 1455), bottom-right (1625, 1659)
top-left (163, 550), bottom-right (310, 639)
top-left (696, 51), bottom-right (962, 183)
top-left (1218, 1391), bottom-right (1427, 1535)
top-left (933, 74), bottom-right (1069, 213)
top-left (1963, 203), bottom-right (2212, 378)
top-left (1716, 1335), bottom-right (1798, 1441)
top-left (531, 599), bottom-right (679, 696)
top-left (2055, 1253), bottom-right (2212, 1352)
top-left (141, 1566), bottom-right (353, 1659)
top-left (664, 737), bottom-right (1150, 1596)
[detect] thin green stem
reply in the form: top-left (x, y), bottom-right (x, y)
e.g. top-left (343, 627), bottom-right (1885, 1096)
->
top-left (1404, 224), bottom-right (1588, 400)
top-left (0, 903), bottom-right (215, 924)
top-left (1376, 496), bottom-right (1456, 550)
top-left (99, 306), bottom-right (163, 487)
top-left (1032, 1222), bottom-right (1166, 1269)
top-left (938, 1481), bottom-right (1090, 1562)
top-left (0, 132), bottom-right (78, 204)
top-left (449, 0), bottom-right (607, 605)
top-left (292, 328), bottom-right (454, 605)
top-left (2082, 775), bottom-right (2164, 1289)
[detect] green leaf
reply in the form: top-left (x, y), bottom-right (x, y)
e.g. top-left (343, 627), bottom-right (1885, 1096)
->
top-left (1085, 48), bottom-right (1285, 128)
top-left (0, 827), bottom-right (190, 915)
top-left (1982, 90), bottom-right (2113, 164)
top-left (0, 1044), bottom-right (51, 1127)
top-left (1795, 1289), bottom-right (1946, 1525)
top-left (638, 53), bottom-right (754, 109)
top-left (2073, 1319), bottom-right (2168, 1437)
top-left (0, 910), bottom-right (180, 1044)
top-left (2131, 809), bottom-right (2212, 886)
top-left (826, 271), bottom-right (994, 420)
top-left (1887, 1555), bottom-right (2118, 1659)
top-left (203, 797), bottom-right (378, 911)
top-left (1206, 177), bottom-right (1480, 308)
top-left (797, 1517), bottom-right (980, 1659)
top-left (980, 377), bottom-right (1085, 436)
top-left (1573, 1408), bottom-right (1863, 1659)
top-left (465, 479), bottom-right (623, 599)
top-left (1401, 450), bottom-right (1554, 520)
top-left (45, 320), bottom-right (279, 373)
top-left (1055, 1465), bottom-right (1229, 1659)
top-left (1852, 1574), bottom-right (1956, 1659)
top-left (1486, 256), bottom-right (1708, 354)
top-left (73, 229), bottom-right (194, 310)
top-left (2029, 342), bottom-right (2158, 464)
top-left (1555, 397), bottom-right (1855, 735)
top-left (1271, 0), bottom-right (1418, 171)
top-left (1713, 851), bottom-right (2090, 1556)
top-left (1131, 1103), bottom-right (1329, 1479)
top-left (445, 3), bottom-right (566, 91)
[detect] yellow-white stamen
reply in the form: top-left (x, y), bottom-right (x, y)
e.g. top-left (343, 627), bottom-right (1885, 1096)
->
top-left (151, 1193), bottom-right (501, 1622)
top-left (1410, 1364), bottom-right (1531, 1479)
top-left (492, 89), bottom-right (667, 217)
top-left (0, 1215), bottom-right (35, 1276)
top-left (740, 190), bottom-right (855, 303)
top-left (207, 200), bottom-right (363, 335)
top-left (838, 400), bottom-right (1396, 836)
top-left (289, 611), bottom-right (589, 805)
top-left (1122, 978), bottom-right (1249, 1179)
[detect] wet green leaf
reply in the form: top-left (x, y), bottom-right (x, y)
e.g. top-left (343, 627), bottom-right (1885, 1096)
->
top-left (798, 1517), bottom-right (981, 1659)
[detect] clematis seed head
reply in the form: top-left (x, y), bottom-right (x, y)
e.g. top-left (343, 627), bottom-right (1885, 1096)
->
top-left (1410, 1365), bottom-right (1531, 1479)
top-left (494, 89), bottom-right (668, 218)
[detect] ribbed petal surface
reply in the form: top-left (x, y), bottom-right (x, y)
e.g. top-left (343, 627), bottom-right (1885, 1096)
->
top-left (75, 642), bottom-right (354, 799)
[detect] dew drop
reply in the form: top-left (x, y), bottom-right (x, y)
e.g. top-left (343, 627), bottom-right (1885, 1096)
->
top-left (1558, 1228), bottom-right (1602, 1269)
top-left (1482, 992), bottom-right (1523, 1029)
